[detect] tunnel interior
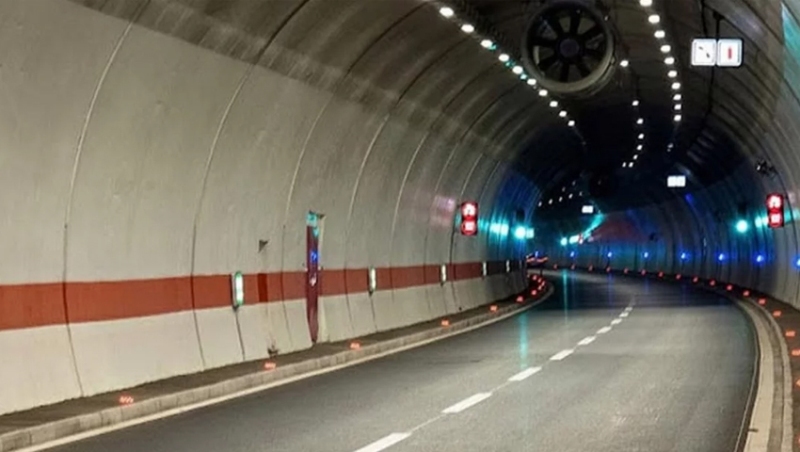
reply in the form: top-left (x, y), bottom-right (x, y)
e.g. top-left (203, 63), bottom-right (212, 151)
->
top-left (2, 0), bottom-right (800, 421)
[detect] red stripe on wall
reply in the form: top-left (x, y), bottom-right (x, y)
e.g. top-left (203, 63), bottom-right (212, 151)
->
top-left (0, 261), bottom-right (521, 331)
top-left (66, 278), bottom-right (192, 323)
top-left (0, 283), bottom-right (66, 330)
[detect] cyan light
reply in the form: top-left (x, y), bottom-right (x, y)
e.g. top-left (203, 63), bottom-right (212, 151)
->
top-left (735, 219), bottom-right (749, 234)
top-left (756, 254), bottom-right (765, 263)
top-left (514, 226), bottom-right (527, 239)
top-left (559, 237), bottom-right (568, 246)
top-left (568, 235), bottom-right (580, 244)
top-left (718, 253), bottom-right (726, 262)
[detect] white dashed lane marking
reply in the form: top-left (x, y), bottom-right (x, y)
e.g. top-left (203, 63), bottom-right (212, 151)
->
top-left (442, 393), bottom-right (493, 414)
top-left (353, 433), bottom-right (411, 452)
top-left (620, 312), bottom-right (629, 318)
top-left (611, 319), bottom-right (623, 325)
top-left (597, 326), bottom-right (612, 334)
top-left (508, 367), bottom-right (542, 382)
top-left (577, 336), bottom-right (596, 346)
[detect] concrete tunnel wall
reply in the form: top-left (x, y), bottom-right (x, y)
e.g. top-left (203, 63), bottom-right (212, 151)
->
top-left (0, 0), bottom-right (555, 415)
top-left (531, 0), bottom-right (800, 310)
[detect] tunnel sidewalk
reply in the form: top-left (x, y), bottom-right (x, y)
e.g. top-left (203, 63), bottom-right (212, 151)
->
top-left (0, 276), bottom-right (552, 452)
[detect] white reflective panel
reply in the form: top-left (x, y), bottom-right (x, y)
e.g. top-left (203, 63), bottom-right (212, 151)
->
top-left (691, 39), bottom-right (717, 66)
top-left (717, 38), bottom-right (743, 67)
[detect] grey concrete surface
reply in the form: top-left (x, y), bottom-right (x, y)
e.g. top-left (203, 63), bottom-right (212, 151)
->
top-left (46, 272), bottom-right (755, 452)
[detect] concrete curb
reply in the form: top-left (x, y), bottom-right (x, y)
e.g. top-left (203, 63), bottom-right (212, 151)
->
top-left (0, 285), bottom-right (554, 452)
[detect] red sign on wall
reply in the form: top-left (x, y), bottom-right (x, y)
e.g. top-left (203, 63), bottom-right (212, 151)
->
top-left (460, 201), bottom-right (478, 236)
top-left (766, 193), bottom-right (785, 228)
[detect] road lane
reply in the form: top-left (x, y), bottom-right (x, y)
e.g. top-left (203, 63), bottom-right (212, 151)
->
top-left (47, 271), bottom-right (755, 452)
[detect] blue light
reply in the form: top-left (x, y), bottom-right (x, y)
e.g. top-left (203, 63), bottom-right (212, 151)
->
top-left (643, 252), bottom-right (649, 259)
top-left (718, 253), bottom-right (726, 262)
top-left (514, 226), bottom-right (527, 239)
top-left (735, 219), bottom-right (749, 234)
top-left (559, 237), bottom-right (568, 246)
top-left (680, 252), bottom-right (687, 260)
top-left (569, 251), bottom-right (576, 258)
top-left (756, 254), bottom-right (765, 263)
top-left (607, 252), bottom-right (613, 258)
top-left (795, 257), bottom-right (800, 268)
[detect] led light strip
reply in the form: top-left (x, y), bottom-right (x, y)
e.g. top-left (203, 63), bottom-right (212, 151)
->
top-left (436, 4), bottom-right (578, 129)
top-left (641, 0), bottom-right (681, 146)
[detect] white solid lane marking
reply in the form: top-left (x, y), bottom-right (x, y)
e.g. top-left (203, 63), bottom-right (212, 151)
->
top-left (619, 312), bottom-right (629, 318)
top-left (550, 349), bottom-right (574, 361)
top-left (442, 392), bottom-right (493, 414)
top-left (611, 318), bottom-right (622, 325)
top-left (577, 336), bottom-right (596, 346)
top-left (597, 326), bottom-right (612, 334)
top-left (508, 367), bottom-right (542, 382)
top-left (354, 433), bottom-right (412, 452)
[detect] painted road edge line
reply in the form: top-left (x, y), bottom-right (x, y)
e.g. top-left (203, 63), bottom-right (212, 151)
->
top-left (577, 336), bottom-right (596, 346)
top-left (442, 393), bottom-right (493, 414)
top-left (597, 326), bottom-right (612, 334)
top-left (611, 318), bottom-right (623, 325)
top-left (7, 286), bottom-right (556, 452)
top-left (508, 367), bottom-right (542, 382)
top-left (353, 433), bottom-right (412, 452)
top-left (550, 349), bottom-right (574, 361)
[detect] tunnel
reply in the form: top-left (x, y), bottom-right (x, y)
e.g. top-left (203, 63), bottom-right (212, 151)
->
top-left (0, 0), bottom-right (799, 451)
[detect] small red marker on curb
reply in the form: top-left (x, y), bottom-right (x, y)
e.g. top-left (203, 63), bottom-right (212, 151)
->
top-left (263, 362), bottom-right (277, 371)
top-left (787, 330), bottom-right (796, 338)
top-left (490, 305), bottom-right (498, 312)
top-left (349, 341), bottom-right (361, 350)
top-left (791, 349), bottom-right (800, 357)
top-left (119, 395), bottom-right (134, 405)
top-left (743, 290), bottom-right (751, 297)
top-left (726, 284), bottom-right (733, 292)
top-left (516, 295), bottom-right (524, 303)
top-left (758, 298), bottom-right (767, 306)
top-left (440, 320), bottom-right (450, 327)
top-left (773, 310), bottom-right (782, 318)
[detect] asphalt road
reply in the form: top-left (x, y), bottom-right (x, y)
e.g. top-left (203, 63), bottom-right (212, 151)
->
top-left (49, 271), bottom-right (755, 452)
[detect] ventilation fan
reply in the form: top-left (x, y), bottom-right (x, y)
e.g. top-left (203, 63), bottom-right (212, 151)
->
top-left (521, 0), bottom-right (616, 96)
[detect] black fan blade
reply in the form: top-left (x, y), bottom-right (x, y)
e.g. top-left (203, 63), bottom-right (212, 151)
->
top-left (545, 15), bottom-right (565, 37)
top-left (559, 62), bottom-right (571, 82)
top-left (569, 9), bottom-right (582, 35)
top-left (581, 24), bottom-right (603, 41)
top-left (540, 54), bottom-right (559, 71)
top-left (576, 60), bottom-right (591, 77)
top-left (531, 36), bottom-right (558, 48)
top-left (584, 47), bottom-right (604, 60)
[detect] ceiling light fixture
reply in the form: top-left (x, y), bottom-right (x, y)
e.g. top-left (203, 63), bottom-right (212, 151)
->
top-left (638, 133), bottom-right (645, 139)
top-left (499, 53), bottom-right (510, 62)
top-left (559, 110), bottom-right (568, 118)
top-left (648, 14), bottom-right (660, 24)
top-left (673, 93), bottom-right (682, 101)
top-left (674, 104), bottom-right (682, 110)
top-left (632, 100), bottom-right (640, 106)
top-left (527, 79), bottom-right (537, 86)
top-left (439, 6), bottom-right (455, 18)
top-left (512, 65), bottom-right (524, 74)
top-left (668, 70), bottom-right (677, 78)
top-left (640, 0), bottom-right (653, 6)
top-left (674, 114), bottom-right (682, 122)
top-left (550, 100), bottom-right (559, 108)
top-left (655, 30), bottom-right (665, 39)
top-left (672, 82), bottom-right (681, 90)
top-left (620, 59), bottom-right (630, 67)
top-left (637, 118), bottom-right (644, 125)
top-left (665, 56), bottom-right (675, 65)
top-left (539, 89), bottom-right (548, 97)
top-left (660, 44), bottom-right (671, 53)
top-left (633, 154), bottom-right (639, 160)
top-left (481, 39), bottom-right (494, 49)
top-left (637, 144), bottom-right (643, 151)
top-left (461, 23), bottom-right (475, 33)
top-left (568, 120), bottom-right (576, 127)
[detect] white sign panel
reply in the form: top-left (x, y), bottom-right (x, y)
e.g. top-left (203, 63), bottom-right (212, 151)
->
top-left (667, 175), bottom-right (686, 188)
top-left (581, 205), bottom-right (594, 214)
top-left (717, 39), bottom-right (743, 67)
top-left (691, 39), bottom-right (717, 66)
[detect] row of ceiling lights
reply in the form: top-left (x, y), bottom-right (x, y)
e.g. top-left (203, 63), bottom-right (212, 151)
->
top-left (619, 0), bottom-right (682, 169)
top-left (437, 4), bottom-right (577, 128)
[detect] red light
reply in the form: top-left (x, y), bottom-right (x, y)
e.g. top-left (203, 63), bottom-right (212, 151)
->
top-left (588, 265), bottom-right (593, 272)
top-left (459, 202), bottom-right (478, 236)
top-left (641, 270), bottom-right (646, 275)
top-left (743, 290), bottom-right (750, 297)
top-left (676, 274), bottom-right (682, 280)
top-left (460, 220), bottom-right (477, 236)
top-left (758, 298), bottom-right (767, 305)
top-left (606, 267), bottom-right (611, 273)
top-left (571, 264), bottom-right (576, 270)
top-left (440, 320), bottom-right (450, 327)
top-left (726, 284), bottom-right (733, 291)
top-left (787, 330), bottom-right (796, 338)
top-left (710, 280), bottom-right (716, 286)
top-left (516, 295), bottom-right (524, 303)
top-left (350, 341), bottom-right (361, 349)
top-left (792, 349), bottom-right (800, 357)
top-left (119, 395), bottom-right (134, 405)
top-left (263, 361), bottom-right (277, 371)
top-left (624, 268), bottom-right (629, 274)
top-left (767, 194), bottom-right (785, 228)
top-left (774, 310), bottom-right (782, 318)
top-left (693, 276), bottom-right (699, 283)
top-left (658, 272), bottom-right (664, 278)
top-left (532, 290), bottom-right (538, 296)
top-left (553, 264), bottom-right (558, 269)
top-left (490, 305), bottom-right (498, 312)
